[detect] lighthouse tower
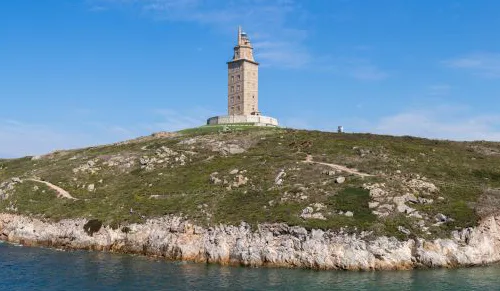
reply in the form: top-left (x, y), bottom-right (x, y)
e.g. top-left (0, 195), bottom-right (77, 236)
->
top-left (207, 26), bottom-right (279, 127)
top-left (227, 26), bottom-right (260, 116)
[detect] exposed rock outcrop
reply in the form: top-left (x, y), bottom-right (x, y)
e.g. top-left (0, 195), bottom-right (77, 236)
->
top-left (1, 213), bottom-right (500, 270)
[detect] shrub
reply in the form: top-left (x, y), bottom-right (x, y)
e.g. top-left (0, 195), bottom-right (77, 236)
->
top-left (83, 219), bottom-right (103, 236)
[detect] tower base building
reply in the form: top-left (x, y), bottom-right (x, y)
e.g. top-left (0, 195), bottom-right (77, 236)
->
top-left (206, 26), bottom-right (279, 127)
top-left (207, 115), bottom-right (279, 127)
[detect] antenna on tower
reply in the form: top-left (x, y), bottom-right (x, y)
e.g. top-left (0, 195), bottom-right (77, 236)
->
top-left (237, 26), bottom-right (242, 45)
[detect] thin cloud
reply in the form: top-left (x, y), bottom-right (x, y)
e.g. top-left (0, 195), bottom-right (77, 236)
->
top-left (428, 84), bottom-right (451, 96)
top-left (371, 106), bottom-right (500, 141)
top-left (0, 107), bottom-right (215, 158)
top-left (0, 120), bottom-right (96, 158)
top-left (292, 104), bottom-right (500, 142)
top-left (320, 57), bottom-right (389, 81)
top-left (91, 0), bottom-right (313, 68)
top-left (91, 1), bottom-right (388, 72)
top-left (88, 5), bottom-right (108, 12)
top-left (444, 53), bottom-right (500, 78)
top-left (255, 43), bottom-right (311, 68)
top-left (147, 107), bottom-right (216, 132)
top-left (344, 57), bottom-right (389, 81)
top-left (348, 64), bottom-right (388, 81)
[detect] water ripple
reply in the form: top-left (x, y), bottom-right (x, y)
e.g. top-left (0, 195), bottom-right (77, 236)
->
top-left (0, 243), bottom-right (498, 291)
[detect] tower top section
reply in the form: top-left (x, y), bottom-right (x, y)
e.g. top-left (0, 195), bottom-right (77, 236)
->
top-left (231, 26), bottom-right (256, 63)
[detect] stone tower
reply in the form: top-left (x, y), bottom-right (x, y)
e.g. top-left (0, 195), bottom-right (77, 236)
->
top-left (206, 26), bottom-right (278, 127)
top-left (227, 26), bottom-right (259, 116)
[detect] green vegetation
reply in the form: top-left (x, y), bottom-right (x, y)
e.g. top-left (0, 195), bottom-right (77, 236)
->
top-left (178, 124), bottom-right (277, 136)
top-left (329, 187), bottom-right (376, 226)
top-left (0, 127), bottom-right (499, 239)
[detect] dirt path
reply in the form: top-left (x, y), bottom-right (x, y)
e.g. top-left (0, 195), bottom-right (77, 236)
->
top-left (26, 179), bottom-right (78, 200)
top-left (303, 155), bottom-right (373, 177)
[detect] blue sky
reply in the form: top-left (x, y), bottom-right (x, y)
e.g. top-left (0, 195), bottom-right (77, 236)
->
top-left (1, 0), bottom-right (500, 157)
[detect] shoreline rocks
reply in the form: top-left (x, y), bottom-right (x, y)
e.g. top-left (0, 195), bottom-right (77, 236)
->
top-left (1, 213), bottom-right (500, 271)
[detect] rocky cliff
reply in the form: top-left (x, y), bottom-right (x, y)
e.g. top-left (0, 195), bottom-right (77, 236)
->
top-left (2, 213), bottom-right (500, 270)
top-left (2, 127), bottom-right (500, 270)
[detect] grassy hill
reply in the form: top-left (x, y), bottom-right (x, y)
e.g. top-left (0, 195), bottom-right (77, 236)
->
top-left (1, 126), bottom-right (500, 239)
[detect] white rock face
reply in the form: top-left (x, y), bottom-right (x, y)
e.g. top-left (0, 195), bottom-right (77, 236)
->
top-left (344, 211), bottom-right (354, 217)
top-left (300, 207), bottom-right (326, 220)
top-left (275, 170), bottom-right (286, 186)
top-left (1, 213), bottom-right (500, 271)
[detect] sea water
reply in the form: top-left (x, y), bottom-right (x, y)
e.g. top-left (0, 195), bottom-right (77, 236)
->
top-left (1, 242), bottom-right (499, 291)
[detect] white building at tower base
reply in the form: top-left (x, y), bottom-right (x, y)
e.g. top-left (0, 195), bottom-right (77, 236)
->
top-left (207, 115), bottom-right (279, 127)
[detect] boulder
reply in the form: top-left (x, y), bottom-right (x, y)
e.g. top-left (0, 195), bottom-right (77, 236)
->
top-left (275, 170), bottom-right (286, 186)
top-left (398, 226), bottom-right (411, 235)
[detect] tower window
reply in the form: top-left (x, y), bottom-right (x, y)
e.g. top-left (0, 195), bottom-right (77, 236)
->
top-left (237, 95), bottom-right (241, 101)
top-left (231, 76), bottom-right (234, 82)
top-left (231, 86), bottom-right (234, 93)
top-left (237, 85), bottom-right (240, 92)
top-left (230, 96), bottom-right (234, 104)
top-left (237, 75), bottom-right (241, 80)
top-left (237, 105), bottom-right (241, 112)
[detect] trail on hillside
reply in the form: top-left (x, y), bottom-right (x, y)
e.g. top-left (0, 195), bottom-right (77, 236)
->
top-left (303, 155), bottom-right (373, 177)
top-left (26, 179), bottom-right (78, 200)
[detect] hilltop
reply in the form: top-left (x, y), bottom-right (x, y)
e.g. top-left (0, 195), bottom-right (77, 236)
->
top-left (1, 126), bottom-right (499, 241)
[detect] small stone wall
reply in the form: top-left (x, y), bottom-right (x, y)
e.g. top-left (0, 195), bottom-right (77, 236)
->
top-left (207, 115), bottom-right (279, 127)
